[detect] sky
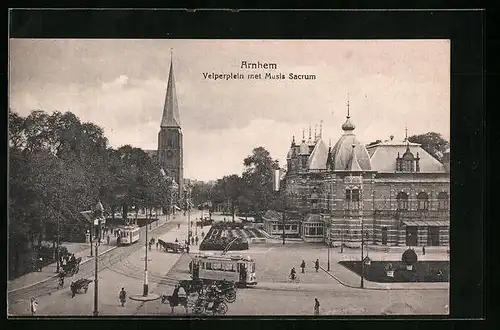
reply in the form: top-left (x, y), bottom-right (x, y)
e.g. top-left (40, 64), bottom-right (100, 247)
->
top-left (9, 39), bottom-right (450, 181)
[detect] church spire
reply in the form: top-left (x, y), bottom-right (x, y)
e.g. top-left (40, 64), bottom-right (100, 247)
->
top-left (320, 120), bottom-right (323, 138)
top-left (161, 51), bottom-right (181, 128)
top-left (341, 93), bottom-right (356, 132)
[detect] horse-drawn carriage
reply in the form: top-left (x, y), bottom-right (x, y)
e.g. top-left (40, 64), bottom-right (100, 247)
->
top-left (70, 278), bottom-right (92, 298)
top-left (59, 256), bottom-right (82, 278)
top-left (157, 239), bottom-right (185, 253)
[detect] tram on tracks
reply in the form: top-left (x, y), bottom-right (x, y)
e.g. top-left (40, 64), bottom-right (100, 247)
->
top-left (190, 253), bottom-right (257, 287)
top-left (117, 225), bottom-right (140, 246)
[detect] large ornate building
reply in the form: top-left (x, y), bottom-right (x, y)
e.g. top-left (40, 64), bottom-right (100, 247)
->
top-left (271, 101), bottom-right (450, 247)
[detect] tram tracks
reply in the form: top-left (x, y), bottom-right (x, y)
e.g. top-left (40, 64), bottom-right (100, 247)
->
top-left (8, 220), bottom-right (178, 306)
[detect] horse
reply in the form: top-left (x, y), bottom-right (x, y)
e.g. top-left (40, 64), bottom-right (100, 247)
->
top-left (161, 295), bottom-right (188, 314)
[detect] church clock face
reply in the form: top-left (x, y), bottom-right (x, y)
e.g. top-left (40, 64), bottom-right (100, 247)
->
top-left (166, 150), bottom-right (174, 158)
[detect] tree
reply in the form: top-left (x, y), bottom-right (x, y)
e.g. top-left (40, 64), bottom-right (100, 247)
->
top-left (408, 132), bottom-right (449, 161)
top-left (242, 147), bottom-right (278, 217)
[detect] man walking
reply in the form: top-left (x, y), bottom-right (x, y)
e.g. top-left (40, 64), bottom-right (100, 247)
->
top-left (315, 259), bottom-right (320, 272)
top-left (314, 298), bottom-right (320, 315)
top-left (30, 297), bottom-right (38, 316)
top-left (300, 260), bottom-right (306, 273)
top-left (107, 235), bottom-right (110, 245)
top-left (119, 287), bottom-right (127, 307)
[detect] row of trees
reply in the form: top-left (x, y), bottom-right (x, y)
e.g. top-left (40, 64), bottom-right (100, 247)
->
top-left (192, 147), bottom-right (281, 221)
top-left (8, 109), bottom-right (173, 278)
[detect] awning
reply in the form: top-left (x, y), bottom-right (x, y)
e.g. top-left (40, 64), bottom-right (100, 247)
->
top-left (402, 220), bottom-right (450, 227)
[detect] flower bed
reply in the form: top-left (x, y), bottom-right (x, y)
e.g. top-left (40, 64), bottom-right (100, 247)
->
top-left (199, 227), bottom-right (248, 251)
top-left (339, 260), bottom-right (449, 283)
top-left (243, 229), bottom-right (256, 238)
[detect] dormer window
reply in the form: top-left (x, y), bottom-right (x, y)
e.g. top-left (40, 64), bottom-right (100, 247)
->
top-left (396, 147), bottom-right (420, 173)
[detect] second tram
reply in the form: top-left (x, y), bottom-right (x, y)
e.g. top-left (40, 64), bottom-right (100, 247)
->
top-left (190, 253), bottom-right (257, 287)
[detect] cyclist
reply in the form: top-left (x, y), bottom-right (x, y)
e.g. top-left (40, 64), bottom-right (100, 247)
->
top-left (290, 267), bottom-right (297, 281)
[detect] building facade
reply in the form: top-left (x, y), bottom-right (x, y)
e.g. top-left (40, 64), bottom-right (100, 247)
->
top-left (279, 103), bottom-right (450, 247)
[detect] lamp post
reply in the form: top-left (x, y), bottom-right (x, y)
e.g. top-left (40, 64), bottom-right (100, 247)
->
top-left (327, 218), bottom-right (331, 271)
top-left (360, 200), bottom-right (365, 289)
top-left (143, 211), bottom-right (149, 296)
top-left (56, 196), bottom-right (61, 273)
top-left (93, 199), bottom-right (104, 316)
top-left (272, 168), bottom-right (285, 245)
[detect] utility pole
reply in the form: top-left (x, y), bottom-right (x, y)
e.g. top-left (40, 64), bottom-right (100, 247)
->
top-left (93, 200), bottom-right (103, 316)
top-left (282, 193), bottom-right (286, 246)
top-left (360, 200), bottom-right (365, 289)
top-left (56, 195), bottom-right (61, 273)
top-left (143, 211), bottom-right (149, 296)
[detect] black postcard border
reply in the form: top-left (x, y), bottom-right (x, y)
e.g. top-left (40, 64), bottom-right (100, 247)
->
top-left (5, 7), bottom-right (489, 329)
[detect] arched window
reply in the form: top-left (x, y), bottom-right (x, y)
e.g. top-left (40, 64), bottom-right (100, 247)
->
top-left (417, 192), bottom-right (429, 210)
top-left (345, 188), bottom-right (360, 210)
top-left (397, 192), bottom-right (409, 210)
top-left (438, 192), bottom-right (449, 210)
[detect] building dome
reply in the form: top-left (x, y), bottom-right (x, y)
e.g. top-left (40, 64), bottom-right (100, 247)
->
top-left (330, 114), bottom-right (371, 171)
top-left (299, 140), bottom-right (309, 155)
top-left (330, 134), bottom-right (372, 171)
top-left (341, 117), bottom-right (356, 131)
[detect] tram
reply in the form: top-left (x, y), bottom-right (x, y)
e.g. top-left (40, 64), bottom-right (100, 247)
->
top-left (117, 225), bottom-right (140, 245)
top-left (190, 253), bottom-right (257, 287)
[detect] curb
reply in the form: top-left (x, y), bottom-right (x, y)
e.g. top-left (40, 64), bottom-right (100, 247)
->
top-left (319, 266), bottom-right (449, 291)
top-left (8, 218), bottom-right (171, 294)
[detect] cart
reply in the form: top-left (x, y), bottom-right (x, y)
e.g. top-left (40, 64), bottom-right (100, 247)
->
top-left (70, 278), bottom-right (92, 298)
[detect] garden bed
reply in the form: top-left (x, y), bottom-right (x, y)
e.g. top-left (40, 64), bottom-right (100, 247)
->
top-left (339, 260), bottom-right (450, 283)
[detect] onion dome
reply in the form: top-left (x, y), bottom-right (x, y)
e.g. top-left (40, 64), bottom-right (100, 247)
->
top-left (330, 96), bottom-right (371, 171)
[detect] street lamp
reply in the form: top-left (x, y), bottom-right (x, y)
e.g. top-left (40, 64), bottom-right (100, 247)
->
top-left (143, 210), bottom-right (149, 296)
top-left (273, 168), bottom-right (285, 246)
top-left (93, 199), bottom-right (104, 316)
top-left (360, 194), bottom-right (365, 289)
top-left (327, 217), bottom-right (331, 271)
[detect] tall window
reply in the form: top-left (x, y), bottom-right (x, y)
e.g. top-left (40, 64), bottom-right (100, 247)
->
top-left (437, 192), bottom-right (449, 210)
top-left (345, 189), bottom-right (360, 210)
top-left (417, 192), bottom-right (429, 210)
top-left (397, 192), bottom-right (409, 210)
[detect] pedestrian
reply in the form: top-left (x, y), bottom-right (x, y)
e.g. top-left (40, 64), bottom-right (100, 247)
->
top-left (30, 297), bottom-right (38, 316)
top-left (422, 245), bottom-right (426, 255)
top-left (300, 260), bottom-right (306, 273)
top-left (178, 284), bottom-right (188, 313)
top-left (314, 298), bottom-right (320, 315)
top-left (175, 238), bottom-right (178, 243)
top-left (107, 235), bottom-right (110, 245)
top-left (58, 274), bottom-right (65, 288)
top-left (38, 257), bottom-right (43, 272)
top-left (177, 223), bottom-right (180, 230)
top-left (315, 259), bottom-right (319, 272)
top-left (191, 236), bottom-right (194, 245)
top-left (195, 236), bottom-right (199, 245)
top-left (156, 241), bottom-right (159, 250)
top-left (119, 287), bottom-right (127, 307)
top-left (186, 245), bottom-right (190, 254)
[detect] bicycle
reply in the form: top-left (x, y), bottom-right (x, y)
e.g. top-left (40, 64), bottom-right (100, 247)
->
top-left (288, 275), bottom-right (300, 283)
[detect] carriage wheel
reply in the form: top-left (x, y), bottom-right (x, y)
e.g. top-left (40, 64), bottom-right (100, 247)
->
top-left (214, 302), bottom-right (228, 315)
top-left (224, 291), bottom-right (236, 303)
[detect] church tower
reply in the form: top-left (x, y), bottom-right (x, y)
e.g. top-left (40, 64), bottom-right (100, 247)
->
top-left (158, 56), bottom-right (184, 199)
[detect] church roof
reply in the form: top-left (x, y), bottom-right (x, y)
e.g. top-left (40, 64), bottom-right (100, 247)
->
top-left (366, 141), bottom-right (446, 173)
top-left (346, 145), bottom-right (363, 171)
top-left (331, 133), bottom-right (372, 171)
top-left (299, 140), bottom-right (310, 155)
top-left (308, 138), bottom-right (329, 170)
top-left (161, 58), bottom-right (181, 128)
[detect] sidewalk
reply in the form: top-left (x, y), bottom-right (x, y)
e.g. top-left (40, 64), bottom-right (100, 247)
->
top-left (8, 235), bottom-right (120, 293)
top-left (320, 265), bottom-right (449, 291)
